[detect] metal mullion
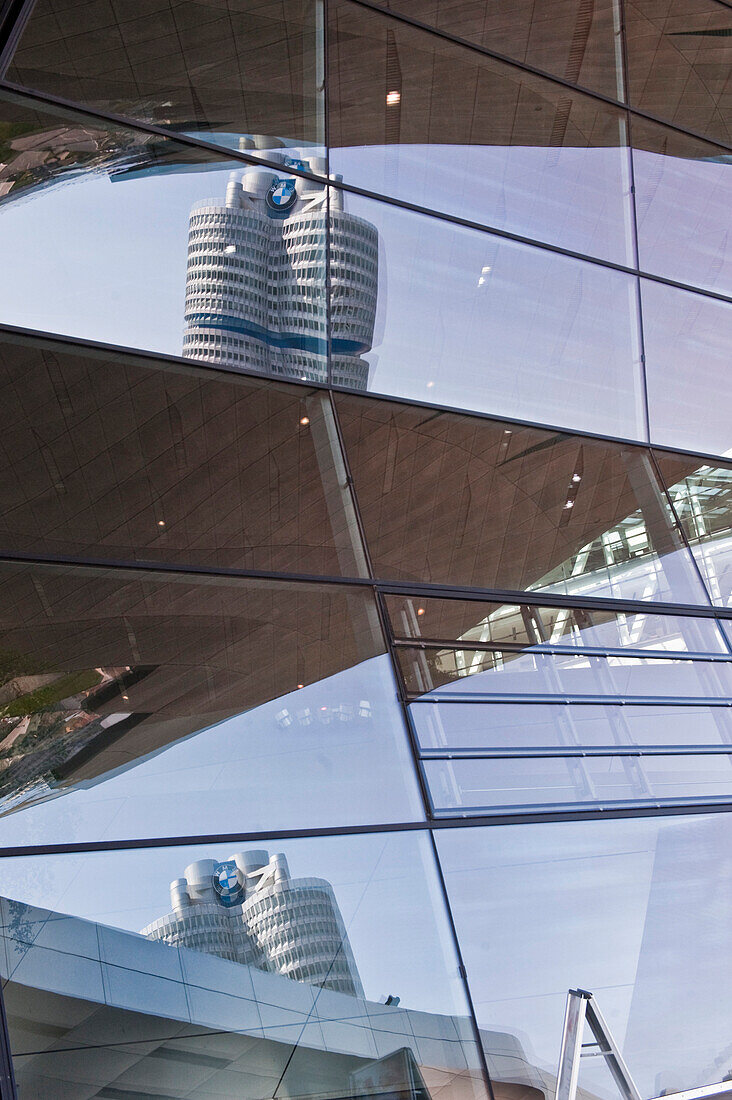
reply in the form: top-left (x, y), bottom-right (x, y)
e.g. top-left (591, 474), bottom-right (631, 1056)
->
top-left (426, 830), bottom-right (498, 1100)
top-left (392, 638), bottom-right (732, 662)
top-left (420, 745), bottom-right (732, 759)
top-left (4, 319), bottom-right (732, 467)
top-left (405, 693), bottom-right (732, 705)
top-left (338, 0), bottom-right (732, 154)
top-left (1, 81), bottom-right (732, 307)
top-left (431, 794), bottom-right (732, 818)
top-left (5, 799), bottom-right (732, 859)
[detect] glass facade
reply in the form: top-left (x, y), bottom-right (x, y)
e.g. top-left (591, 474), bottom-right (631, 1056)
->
top-left (0, 1), bottom-right (728, 1099)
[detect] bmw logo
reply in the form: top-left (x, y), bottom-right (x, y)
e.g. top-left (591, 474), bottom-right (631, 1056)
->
top-left (265, 177), bottom-right (298, 213)
top-left (212, 861), bottom-right (244, 907)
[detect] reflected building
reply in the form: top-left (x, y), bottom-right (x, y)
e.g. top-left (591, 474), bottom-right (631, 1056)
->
top-left (183, 151), bottom-right (378, 388)
top-left (142, 848), bottom-right (364, 996)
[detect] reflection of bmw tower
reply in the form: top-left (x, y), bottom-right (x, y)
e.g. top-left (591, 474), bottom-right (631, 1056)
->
top-left (183, 151), bottom-right (378, 389)
top-left (141, 850), bottom-right (364, 997)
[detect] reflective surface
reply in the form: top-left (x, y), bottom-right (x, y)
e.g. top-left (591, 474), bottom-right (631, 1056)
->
top-left (436, 813), bottom-right (732, 1096)
top-left (0, 562), bottom-right (423, 842)
top-left (642, 280), bottom-right (732, 456)
top-left (631, 118), bottom-right (732, 296)
top-left (426, 752), bottom-right (732, 813)
top-left (329, 0), bottom-right (634, 264)
top-left (654, 452), bottom-right (732, 608)
top-left (412, 700), bottom-right (732, 748)
top-left (336, 394), bottom-right (708, 602)
top-left (360, 0), bottom-right (625, 99)
top-left (396, 648), bottom-right (732, 698)
top-left (337, 193), bottom-right (644, 436)
top-left (0, 332), bottom-right (367, 574)
top-left (625, 0), bottom-right (732, 145)
top-left (385, 594), bottom-right (729, 652)
top-left (0, 832), bottom-right (489, 1100)
top-left (7, 0), bottom-right (326, 159)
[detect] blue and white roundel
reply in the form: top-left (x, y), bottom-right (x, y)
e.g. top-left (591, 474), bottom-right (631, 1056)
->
top-left (265, 177), bottom-right (297, 212)
top-left (212, 861), bottom-right (243, 906)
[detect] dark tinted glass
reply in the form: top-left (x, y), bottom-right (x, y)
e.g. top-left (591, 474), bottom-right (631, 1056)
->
top-left (436, 814), bottom-right (732, 1095)
top-left (426, 752), bottom-right (732, 813)
top-left (7, 0), bottom-right (325, 159)
top-left (361, 0), bottom-right (624, 99)
top-left (336, 393), bottom-right (709, 603)
top-left (0, 832), bottom-right (489, 1100)
top-left (642, 280), bottom-right (732, 456)
top-left (385, 594), bottom-right (728, 652)
top-left (625, 0), bottom-right (732, 145)
top-left (328, 0), bottom-right (633, 264)
top-left (332, 191), bottom-right (644, 436)
top-left (0, 561), bottom-right (424, 844)
top-left (631, 117), bottom-right (732, 296)
top-left (412, 700), bottom-right (732, 748)
top-left (0, 91), bottom-right (335, 384)
top-left (653, 451), bottom-right (732, 608)
top-left (0, 333), bottom-right (367, 575)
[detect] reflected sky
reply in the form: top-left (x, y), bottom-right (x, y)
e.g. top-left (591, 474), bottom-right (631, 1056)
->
top-left (0, 654), bottom-right (423, 847)
top-left (437, 812), bottom-right (732, 1098)
top-left (0, 124), bottom-right (726, 445)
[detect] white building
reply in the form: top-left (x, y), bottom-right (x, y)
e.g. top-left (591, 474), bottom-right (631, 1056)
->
top-left (183, 152), bottom-right (378, 389)
top-left (141, 848), bottom-right (365, 997)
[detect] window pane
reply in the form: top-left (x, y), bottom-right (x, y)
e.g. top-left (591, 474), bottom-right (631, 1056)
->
top-left (625, 0), bottom-right (732, 145)
top-left (385, 594), bottom-right (728, 652)
top-left (357, 0), bottom-right (624, 100)
top-left (0, 832), bottom-right (489, 1100)
top-left (426, 752), bottom-right (732, 812)
top-left (653, 453), bottom-right (732, 609)
top-left (0, 91), bottom-right (340, 385)
top-left (631, 117), bottom-right (732, 296)
top-left (396, 647), bottom-right (732, 698)
top-left (7, 0), bottom-right (325, 159)
top-left (328, 0), bottom-right (634, 264)
top-left (0, 561), bottom-right (423, 845)
top-left (642, 280), bottom-right (732, 456)
top-left (412, 700), bottom-right (732, 748)
top-left (0, 332), bottom-right (367, 575)
top-left (336, 393), bottom-right (708, 603)
top-left (331, 191), bottom-right (644, 437)
top-left (436, 813), bottom-right (732, 1096)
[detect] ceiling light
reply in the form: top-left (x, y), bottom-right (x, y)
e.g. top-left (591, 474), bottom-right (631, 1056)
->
top-left (572, 473), bottom-right (582, 483)
top-left (300, 416), bottom-right (310, 426)
top-left (157, 519), bottom-right (166, 527)
top-left (417, 607), bottom-right (426, 616)
top-left (386, 90), bottom-right (401, 106)
top-left (297, 683), bottom-right (304, 689)
top-left (564, 501), bottom-right (574, 509)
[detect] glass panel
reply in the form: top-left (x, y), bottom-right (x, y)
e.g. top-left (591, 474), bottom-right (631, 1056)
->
top-left (6, 0), bottom-right (325, 160)
top-left (631, 117), bottom-right (732, 296)
top-left (412, 700), bottom-right (732, 748)
top-left (436, 813), bottom-right (732, 1096)
top-left (0, 91), bottom-right (340, 384)
top-left (642, 280), bottom-right (732, 457)
top-left (426, 752), bottom-right (732, 812)
top-left (653, 452), bottom-right (732, 609)
top-left (336, 393), bottom-right (708, 602)
top-left (385, 594), bottom-right (728, 652)
top-left (330, 191), bottom-right (644, 437)
top-left (625, 0), bottom-right (732, 145)
top-left (0, 561), bottom-right (424, 845)
top-left (328, 0), bottom-right (634, 265)
top-left (0, 832), bottom-right (490, 1100)
top-left (396, 648), bottom-right (732, 697)
top-left (0, 331), bottom-right (368, 575)
top-left (357, 0), bottom-right (624, 99)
